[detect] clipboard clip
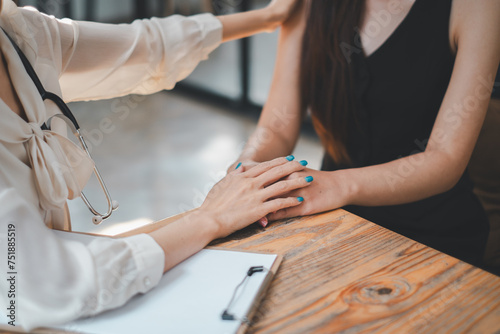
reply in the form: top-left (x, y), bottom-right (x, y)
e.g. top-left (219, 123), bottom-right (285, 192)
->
top-left (221, 266), bottom-right (268, 323)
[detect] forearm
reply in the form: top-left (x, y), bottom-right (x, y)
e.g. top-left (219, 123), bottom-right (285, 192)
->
top-left (149, 211), bottom-right (219, 273)
top-left (344, 0), bottom-right (500, 207)
top-left (233, 3), bottom-right (306, 166)
top-left (342, 150), bottom-right (463, 207)
top-left (217, 7), bottom-right (281, 42)
top-left (239, 125), bottom-right (296, 163)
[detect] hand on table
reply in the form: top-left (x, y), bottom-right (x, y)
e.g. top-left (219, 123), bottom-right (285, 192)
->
top-left (266, 167), bottom-right (349, 221)
top-left (228, 156), bottom-right (321, 226)
top-left (199, 156), bottom-right (313, 239)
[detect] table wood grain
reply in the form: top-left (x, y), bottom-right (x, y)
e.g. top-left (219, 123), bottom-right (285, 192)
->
top-left (205, 209), bottom-right (500, 334)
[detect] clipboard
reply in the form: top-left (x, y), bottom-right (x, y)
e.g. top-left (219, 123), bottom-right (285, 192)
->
top-left (210, 247), bottom-right (282, 334)
top-left (1, 231), bottom-right (281, 334)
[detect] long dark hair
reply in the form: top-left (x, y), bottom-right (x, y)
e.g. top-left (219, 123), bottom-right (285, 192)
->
top-left (300, 0), bottom-right (365, 165)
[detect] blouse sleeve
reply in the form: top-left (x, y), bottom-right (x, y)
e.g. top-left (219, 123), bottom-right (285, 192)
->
top-left (16, 6), bottom-right (222, 102)
top-left (0, 187), bottom-right (165, 331)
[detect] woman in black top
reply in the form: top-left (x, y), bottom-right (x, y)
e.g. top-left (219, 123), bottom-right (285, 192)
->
top-left (230, 0), bottom-right (500, 266)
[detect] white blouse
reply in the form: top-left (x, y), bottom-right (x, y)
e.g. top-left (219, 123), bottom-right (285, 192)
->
top-left (0, 0), bottom-right (222, 330)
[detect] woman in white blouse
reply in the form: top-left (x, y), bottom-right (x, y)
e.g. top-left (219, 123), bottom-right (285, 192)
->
top-left (0, 0), bottom-right (310, 330)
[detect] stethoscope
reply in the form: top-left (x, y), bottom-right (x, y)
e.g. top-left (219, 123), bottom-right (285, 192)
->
top-left (2, 29), bottom-right (118, 225)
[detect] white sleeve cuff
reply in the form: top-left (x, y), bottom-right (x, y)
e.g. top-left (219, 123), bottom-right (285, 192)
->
top-left (122, 233), bottom-right (165, 294)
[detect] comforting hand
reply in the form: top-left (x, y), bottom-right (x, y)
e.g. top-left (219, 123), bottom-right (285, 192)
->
top-left (267, 168), bottom-right (351, 221)
top-left (200, 156), bottom-right (313, 239)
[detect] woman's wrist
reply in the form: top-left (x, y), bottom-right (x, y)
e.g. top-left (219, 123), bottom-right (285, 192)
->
top-left (188, 208), bottom-right (223, 241)
top-left (328, 169), bottom-right (359, 207)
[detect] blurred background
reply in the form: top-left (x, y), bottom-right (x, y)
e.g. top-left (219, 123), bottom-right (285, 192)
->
top-left (16, 0), bottom-right (322, 234)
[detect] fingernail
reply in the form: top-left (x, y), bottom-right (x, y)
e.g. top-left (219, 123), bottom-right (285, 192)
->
top-left (286, 155), bottom-right (295, 161)
top-left (299, 160), bottom-right (308, 166)
top-left (297, 197), bottom-right (304, 202)
top-left (305, 176), bottom-right (313, 182)
top-left (235, 162), bottom-right (242, 170)
top-left (258, 217), bottom-right (268, 227)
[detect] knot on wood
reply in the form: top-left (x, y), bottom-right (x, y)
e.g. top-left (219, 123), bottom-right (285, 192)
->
top-left (377, 287), bottom-right (392, 295)
top-left (341, 277), bottom-right (412, 305)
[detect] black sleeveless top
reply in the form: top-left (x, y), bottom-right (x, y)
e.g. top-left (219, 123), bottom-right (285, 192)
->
top-left (321, 0), bottom-right (489, 265)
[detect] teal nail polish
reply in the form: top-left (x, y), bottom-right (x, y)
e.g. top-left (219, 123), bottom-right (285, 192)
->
top-left (300, 160), bottom-right (308, 166)
top-left (297, 197), bottom-right (304, 202)
top-left (305, 176), bottom-right (313, 182)
top-left (286, 155), bottom-right (295, 161)
top-left (235, 162), bottom-right (242, 170)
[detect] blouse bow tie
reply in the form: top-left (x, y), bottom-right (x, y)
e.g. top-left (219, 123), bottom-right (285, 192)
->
top-left (24, 120), bottom-right (94, 211)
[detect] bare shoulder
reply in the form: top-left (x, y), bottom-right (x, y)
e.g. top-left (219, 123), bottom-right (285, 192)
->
top-left (450, 0), bottom-right (500, 52)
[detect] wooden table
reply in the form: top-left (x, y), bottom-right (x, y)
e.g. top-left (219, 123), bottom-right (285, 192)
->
top-left (120, 208), bottom-right (500, 333)
top-left (202, 209), bottom-right (500, 334)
